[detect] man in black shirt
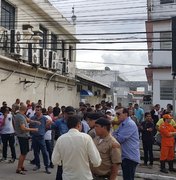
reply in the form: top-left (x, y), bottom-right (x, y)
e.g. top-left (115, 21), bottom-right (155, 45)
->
top-left (53, 103), bottom-right (60, 117)
top-left (150, 104), bottom-right (160, 135)
top-left (140, 112), bottom-right (154, 167)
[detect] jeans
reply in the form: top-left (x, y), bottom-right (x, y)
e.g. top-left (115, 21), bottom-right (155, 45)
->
top-left (32, 135), bottom-right (49, 168)
top-left (45, 140), bottom-right (53, 163)
top-left (142, 140), bottom-right (153, 165)
top-left (1, 133), bottom-right (16, 159)
top-left (121, 158), bottom-right (138, 180)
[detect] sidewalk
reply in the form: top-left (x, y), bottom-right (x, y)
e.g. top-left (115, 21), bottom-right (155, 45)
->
top-left (0, 143), bottom-right (176, 180)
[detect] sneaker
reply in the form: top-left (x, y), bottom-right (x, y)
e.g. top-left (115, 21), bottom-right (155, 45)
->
top-left (45, 168), bottom-right (51, 174)
top-left (9, 158), bottom-right (15, 163)
top-left (16, 169), bottom-right (25, 175)
top-left (0, 158), bottom-right (7, 162)
top-left (141, 163), bottom-right (147, 167)
top-left (30, 159), bottom-right (35, 165)
top-left (160, 168), bottom-right (168, 173)
top-left (50, 162), bottom-right (54, 168)
top-left (33, 166), bottom-right (40, 171)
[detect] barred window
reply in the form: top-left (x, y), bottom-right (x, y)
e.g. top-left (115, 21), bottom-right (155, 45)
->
top-left (160, 80), bottom-right (173, 100)
top-left (1, 0), bottom-right (15, 30)
top-left (160, 0), bottom-right (174, 4)
top-left (39, 25), bottom-right (47, 48)
top-left (160, 32), bottom-right (172, 50)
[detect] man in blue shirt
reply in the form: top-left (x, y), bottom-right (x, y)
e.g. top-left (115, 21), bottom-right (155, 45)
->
top-left (30, 105), bottom-right (52, 174)
top-left (134, 103), bottom-right (144, 124)
top-left (113, 108), bottom-right (140, 180)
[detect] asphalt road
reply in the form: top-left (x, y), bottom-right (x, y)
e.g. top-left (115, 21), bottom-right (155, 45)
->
top-left (1, 143), bottom-right (176, 180)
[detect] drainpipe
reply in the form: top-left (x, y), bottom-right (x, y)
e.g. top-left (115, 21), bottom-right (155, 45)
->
top-left (44, 72), bottom-right (57, 108)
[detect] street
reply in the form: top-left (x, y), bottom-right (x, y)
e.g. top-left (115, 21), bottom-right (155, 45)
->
top-left (0, 143), bottom-right (176, 180)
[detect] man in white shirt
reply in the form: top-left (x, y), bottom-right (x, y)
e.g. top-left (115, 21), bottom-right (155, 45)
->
top-left (52, 115), bottom-right (102, 180)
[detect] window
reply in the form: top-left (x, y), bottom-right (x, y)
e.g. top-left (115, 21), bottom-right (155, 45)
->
top-left (160, 0), bottom-right (174, 4)
top-left (160, 80), bottom-right (173, 100)
top-left (1, 0), bottom-right (15, 30)
top-left (77, 85), bottom-right (82, 92)
top-left (51, 33), bottom-right (57, 51)
top-left (88, 85), bottom-right (92, 92)
top-left (39, 25), bottom-right (47, 48)
top-left (160, 32), bottom-right (172, 50)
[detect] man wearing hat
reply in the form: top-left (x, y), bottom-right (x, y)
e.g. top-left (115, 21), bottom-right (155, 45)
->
top-left (87, 112), bottom-right (104, 139)
top-left (159, 114), bottom-right (176, 173)
top-left (91, 117), bottom-right (121, 180)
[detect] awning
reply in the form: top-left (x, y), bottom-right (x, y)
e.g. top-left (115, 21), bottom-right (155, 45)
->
top-left (80, 90), bottom-right (94, 96)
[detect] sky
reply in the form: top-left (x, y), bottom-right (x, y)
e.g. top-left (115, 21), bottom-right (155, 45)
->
top-left (49, 0), bottom-right (148, 81)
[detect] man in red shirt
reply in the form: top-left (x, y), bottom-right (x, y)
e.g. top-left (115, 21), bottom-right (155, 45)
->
top-left (160, 114), bottom-right (176, 173)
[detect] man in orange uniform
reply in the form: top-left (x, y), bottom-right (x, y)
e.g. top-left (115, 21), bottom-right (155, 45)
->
top-left (160, 114), bottom-right (176, 173)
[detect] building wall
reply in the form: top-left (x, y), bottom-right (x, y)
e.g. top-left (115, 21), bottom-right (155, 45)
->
top-left (146, 0), bottom-right (175, 108)
top-left (77, 69), bottom-right (127, 86)
top-left (5, 0), bottom-right (76, 78)
top-left (0, 0), bottom-right (78, 108)
top-left (152, 21), bottom-right (171, 66)
top-left (0, 56), bottom-right (77, 108)
top-left (75, 84), bottom-right (110, 106)
top-left (151, 0), bottom-right (176, 19)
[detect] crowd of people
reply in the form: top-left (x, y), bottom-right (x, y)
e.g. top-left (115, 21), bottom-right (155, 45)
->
top-left (0, 99), bottom-right (175, 180)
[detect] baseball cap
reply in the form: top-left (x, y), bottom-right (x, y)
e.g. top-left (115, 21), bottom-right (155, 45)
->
top-left (106, 109), bottom-right (112, 114)
top-left (65, 106), bottom-right (75, 114)
top-left (87, 112), bottom-right (104, 120)
top-left (95, 117), bottom-right (111, 126)
top-left (163, 114), bottom-right (172, 119)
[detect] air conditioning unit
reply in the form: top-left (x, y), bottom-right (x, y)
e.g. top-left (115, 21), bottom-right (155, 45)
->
top-left (57, 62), bottom-right (63, 74)
top-left (10, 29), bottom-right (23, 56)
top-left (57, 41), bottom-right (62, 61)
top-left (63, 58), bottom-right (69, 74)
top-left (49, 50), bottom-right (58, 69)
top-left (51, 60), bottom-right (58, 70)
top-left (32, 28), bottom-right (43, 40)
top-left (0, 28), bottom-right (10, 53)
top-left (22, 44), bottom-right (28, 61)
top-left (28, 43), bottom-right (40, 65)
top-left (40, 49), bottom-right (49, 68)
top-left (22, 24), bottom-right (34, 36)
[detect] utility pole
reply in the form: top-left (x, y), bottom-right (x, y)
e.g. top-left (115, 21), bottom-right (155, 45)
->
top-left (172, 17), bottom-right (176, 119)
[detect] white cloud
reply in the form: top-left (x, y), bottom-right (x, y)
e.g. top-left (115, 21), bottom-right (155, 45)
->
top-left (50, 0), bottom-right (148, 81)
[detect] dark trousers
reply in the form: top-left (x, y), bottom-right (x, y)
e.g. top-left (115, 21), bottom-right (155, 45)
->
top-left (142, 140), bottom-right (153, 165)
top-left (45, 140), bottom-right (53, 163)
top-left (32, 136), bottom-right (49, 168)
top-left (121, 158), bottom-right (138, 180)
top-left (1, 133), bottom-right (16, 159)
top-left (56, 165), bottom-right (63, 180)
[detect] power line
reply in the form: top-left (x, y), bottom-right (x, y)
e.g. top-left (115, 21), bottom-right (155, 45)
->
top-left (76, 61), bottom-right (148, 66)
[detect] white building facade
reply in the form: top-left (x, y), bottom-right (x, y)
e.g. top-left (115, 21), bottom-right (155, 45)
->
top-left (76, 68), bottom-right (131, 106)
top-left (0, 0), bottom-right (78, 108)
top-left (146, 0), bottom-right (175, 108)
